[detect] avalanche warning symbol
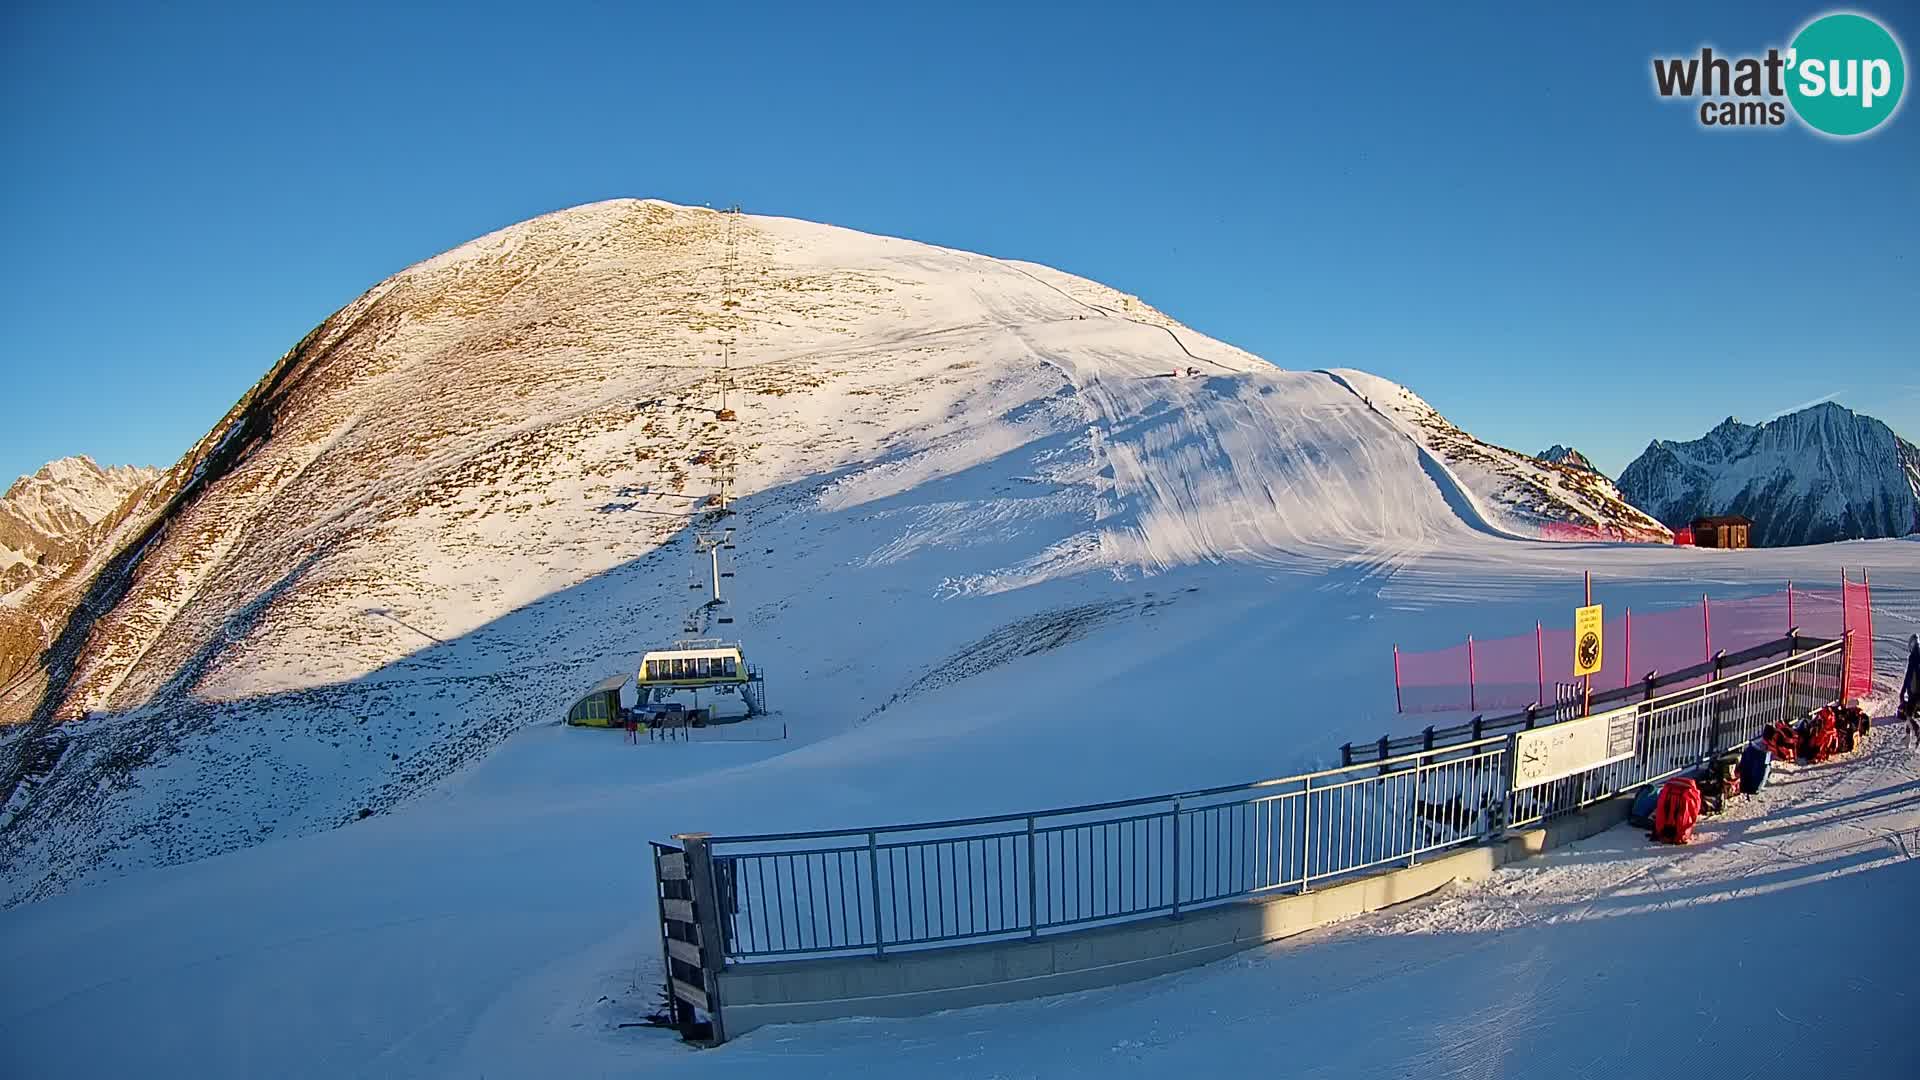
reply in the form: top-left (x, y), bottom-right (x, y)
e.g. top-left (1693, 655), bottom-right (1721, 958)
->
top-left (1573, 603), bottom-right (1604, 676)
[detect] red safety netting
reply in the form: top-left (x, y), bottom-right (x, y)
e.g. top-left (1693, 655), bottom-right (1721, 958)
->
top-left (1394, 582), bottom-right (1862, 714)
top-left (1672, 526), bottom-right (1694, 545)
top-left (1843, 573), bottom-right (1874, 700)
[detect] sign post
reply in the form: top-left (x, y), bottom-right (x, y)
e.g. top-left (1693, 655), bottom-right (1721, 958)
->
top-left (1573, 572), bottom-right (1603, 717)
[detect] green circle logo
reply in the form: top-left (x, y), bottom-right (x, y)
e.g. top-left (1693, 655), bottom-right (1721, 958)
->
top-left (1787, 12), bottom-right (1906, 136)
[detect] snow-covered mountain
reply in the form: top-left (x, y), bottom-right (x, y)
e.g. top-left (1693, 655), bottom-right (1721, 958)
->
top-left (0, 457), bottom-right (157, 679)
top-left (1537, 444), bottom-right (1599, 474)
top-left (1328, 372), bottom-right (1670, 541)
top-left (1, 199), bottom-right (1666, 904)
top-left (1617, 404), bottom-right (1920, 546)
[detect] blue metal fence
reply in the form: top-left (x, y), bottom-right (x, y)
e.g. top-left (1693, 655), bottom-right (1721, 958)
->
top-left (676, 634), bottom-right (1847, 963)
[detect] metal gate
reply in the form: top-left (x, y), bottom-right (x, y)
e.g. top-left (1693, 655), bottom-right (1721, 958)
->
top-left (650, 837), bottom-right (727, 1044)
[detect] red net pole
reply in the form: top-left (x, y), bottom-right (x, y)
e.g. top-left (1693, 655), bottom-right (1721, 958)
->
top-left (1393, 645), bottom-right (1403, 714)
top-left (1702, 593), bottom-right (1711, 665)
top-left (1535, 622), bottom-right (1544, 705)
top-left (1467, 635), bottom-right (1477, 712)
top-left (1842, 569), bottom-right (1852, 695)
top-left (1866, 569), bottom-right (1875, 689)
top-left (1624, 608), bottom-right (1632, 689)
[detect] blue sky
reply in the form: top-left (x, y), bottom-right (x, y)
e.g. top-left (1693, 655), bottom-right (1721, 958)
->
top-left (2, 1), bottom-right (1915, 484)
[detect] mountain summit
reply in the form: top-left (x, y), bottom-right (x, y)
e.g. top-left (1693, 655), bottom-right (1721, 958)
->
top-left (0, 199), bottom-right (1671, 902)
top-left (1617, 402), bottom-right (1920, 546)
top-left (1536, 445), bottom-right (1599, 474)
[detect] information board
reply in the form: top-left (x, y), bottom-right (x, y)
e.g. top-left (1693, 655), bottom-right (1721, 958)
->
top-left (1511, 704), bottom-right (1638, 790)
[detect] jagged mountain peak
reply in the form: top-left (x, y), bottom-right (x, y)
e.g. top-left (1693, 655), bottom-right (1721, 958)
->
top-left (1536, 445), bottom-right (1600, 474)
top-left (1, 456), bottom-right (157, 602)
top-left (1618, 402), bottom-right (1920, 546)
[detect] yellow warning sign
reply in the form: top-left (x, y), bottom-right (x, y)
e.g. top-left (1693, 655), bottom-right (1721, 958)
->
top-left (1573, 603), bottom-right (1604, 677)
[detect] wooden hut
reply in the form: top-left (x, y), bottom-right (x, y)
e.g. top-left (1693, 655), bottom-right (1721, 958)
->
top-left (1689, 515), bottom-right (1753, 549)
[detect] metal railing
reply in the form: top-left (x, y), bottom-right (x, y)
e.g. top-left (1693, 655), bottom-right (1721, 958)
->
top-left (673, 635), bottom-right (1847, 964)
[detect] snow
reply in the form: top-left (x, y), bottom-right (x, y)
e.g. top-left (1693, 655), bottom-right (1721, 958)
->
top-left (1, 201), bottom-right (1916, 1077)
top-left (2, 539), bottom-right (1916, 1078)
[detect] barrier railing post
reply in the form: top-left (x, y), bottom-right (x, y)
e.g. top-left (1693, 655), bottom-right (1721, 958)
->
top-left (1170, 799), bottom-right (1183, 917)
top-left (867, 831), bottom-right (884, 958)
top-left (1407, 756), bottom-right (1420, 868)
top-left (1341, 743), bottom-right (1352, 767)
top-left (1298, 781), bottom-right (1311, 894)
top-left (1025, 816), bottom-right (1038, 940)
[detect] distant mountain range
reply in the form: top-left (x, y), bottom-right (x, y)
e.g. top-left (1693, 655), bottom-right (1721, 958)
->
top-left (1617, 403), bottom-right (1920, 547)
top-left (0, 457), bottom-right (156, 601)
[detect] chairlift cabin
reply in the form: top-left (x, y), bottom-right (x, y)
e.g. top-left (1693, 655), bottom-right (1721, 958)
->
top-left (638, 639), bottom-right (749, 690)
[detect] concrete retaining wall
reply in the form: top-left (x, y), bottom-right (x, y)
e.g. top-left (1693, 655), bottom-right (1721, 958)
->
top-left (716, 793), bottom-right (1635, 1036)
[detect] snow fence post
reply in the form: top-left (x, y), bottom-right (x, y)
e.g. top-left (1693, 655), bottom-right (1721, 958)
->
top-left (676, 833), bottom-right (728, 1045)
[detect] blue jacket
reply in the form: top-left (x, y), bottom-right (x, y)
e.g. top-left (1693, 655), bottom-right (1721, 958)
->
top-left (1738, 739), bottom-right (1770, 795)
top-left (1902, 635), bottom-right (1920, 713)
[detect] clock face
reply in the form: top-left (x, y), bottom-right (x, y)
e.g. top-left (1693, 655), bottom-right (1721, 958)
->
top-left (1579, 632), bottom-right (1601, 669)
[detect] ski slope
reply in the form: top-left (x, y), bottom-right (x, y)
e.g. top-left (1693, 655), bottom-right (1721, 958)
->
top-left (1, 541), bottom-right (1914, 1078)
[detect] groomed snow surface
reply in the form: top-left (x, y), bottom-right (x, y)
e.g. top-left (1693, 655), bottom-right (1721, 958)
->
top-left (2, 541), bottom-right (1915, 1079)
